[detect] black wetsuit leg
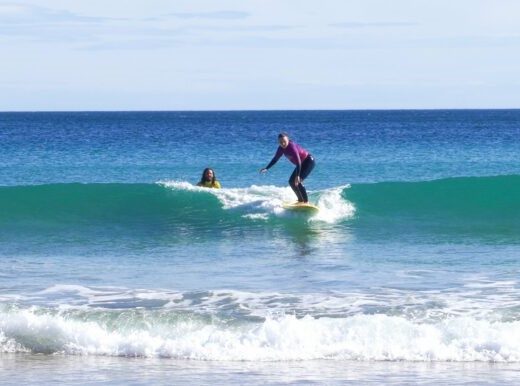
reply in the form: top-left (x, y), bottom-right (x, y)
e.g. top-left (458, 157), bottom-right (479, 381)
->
top-left (289, 171), bottom-right (304, 202)
top-left (289, 155), bottom-right (315, 202)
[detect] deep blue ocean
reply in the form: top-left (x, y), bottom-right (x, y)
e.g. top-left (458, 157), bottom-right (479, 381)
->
top-left (1, 110), bottom-right (520, 385)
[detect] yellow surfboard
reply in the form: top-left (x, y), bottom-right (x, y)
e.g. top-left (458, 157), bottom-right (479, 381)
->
top-left (282, 202), bottom-right (320, 213)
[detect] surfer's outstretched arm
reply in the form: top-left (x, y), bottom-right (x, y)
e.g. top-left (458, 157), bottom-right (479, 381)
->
top-left (260, 146), bottom-right (283, 173)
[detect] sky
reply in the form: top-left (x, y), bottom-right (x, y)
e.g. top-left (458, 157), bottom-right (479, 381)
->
top-left (1, 0), bottom-right (520, 111)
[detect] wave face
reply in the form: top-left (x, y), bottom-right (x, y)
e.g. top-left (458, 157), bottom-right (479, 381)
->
top-left (0, 181), bottom-right (353, 238)
top-left (1, 175), bottom-right (518, 243)
top-left (344, 175), bottom-right (520, 241)
top-left (347, 175), bottom-right (520, 218)
top-left (0, 182), bottom-right (221, 230)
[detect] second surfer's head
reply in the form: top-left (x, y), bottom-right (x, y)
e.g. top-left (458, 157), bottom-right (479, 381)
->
top-left (278, 132), bottom-right (289, 148)
top-left (201, 168), bottom-right (216, 183)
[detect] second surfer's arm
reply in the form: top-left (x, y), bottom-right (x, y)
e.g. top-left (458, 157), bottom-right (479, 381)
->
top-left (265, 146), bottom-right (283, 170)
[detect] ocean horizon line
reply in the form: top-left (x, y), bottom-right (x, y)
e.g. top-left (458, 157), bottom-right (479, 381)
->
top-left (1, 107), bottom-right (520, 114)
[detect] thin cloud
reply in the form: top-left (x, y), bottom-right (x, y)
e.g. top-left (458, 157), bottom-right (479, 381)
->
top-left (169, 11), bottom-right (249, 20)
top-left (415, 34), bottom-right (520, 48)
top-left (0, 23), bottom-right (186, 44)
top-left (331, 21), bottom-right (417, 28)
top-left (0, 3), bottom-right (123, 24)
top-left (190, 24), bottom-right (296, 32)
top-left (82, 38), bottom-right (182, 51)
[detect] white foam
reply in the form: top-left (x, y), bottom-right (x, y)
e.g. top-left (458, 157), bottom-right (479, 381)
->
top-left (1, 308), bottom-right (520, 361)
top-left (38, 284), bottom-right (106, 296)
top-left (24, 283), bottom-right (520, 326)
top-left (158, 180), bottom-right (355, 223)
top-left (157, 180), bottom-right (203, 192)
top-left (0, 331), bottom-right (28, 353)
top-left (242, 213), bottom-right (270, 221)
top-left (312, 184), bottom-right (355, 223)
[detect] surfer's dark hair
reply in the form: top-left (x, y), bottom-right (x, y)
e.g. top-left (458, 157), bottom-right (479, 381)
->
top-left (278, 132), bottom-right (289, 139)
top-left (200, 168), bottom-right (217, 184)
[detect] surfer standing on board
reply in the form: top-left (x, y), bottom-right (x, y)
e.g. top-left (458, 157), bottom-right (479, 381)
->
top-left (260, 132), bottom-right (315, 203)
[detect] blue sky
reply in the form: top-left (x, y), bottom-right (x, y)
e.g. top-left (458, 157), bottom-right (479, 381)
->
top-left (1, 0), bottom-right (519, 110)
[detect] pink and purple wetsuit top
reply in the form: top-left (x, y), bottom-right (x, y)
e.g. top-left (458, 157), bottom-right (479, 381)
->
top-left (266, 141), bottom-right (309, 174)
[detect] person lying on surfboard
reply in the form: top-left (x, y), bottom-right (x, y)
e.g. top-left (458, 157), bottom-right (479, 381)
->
top-left (197, 168), bottom-right (221, 188)
top-left (260, 132), bottom-right (315, 203)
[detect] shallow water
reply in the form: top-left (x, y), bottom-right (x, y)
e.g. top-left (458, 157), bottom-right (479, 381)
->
top-left (2, 354), bottom-right (520, 385)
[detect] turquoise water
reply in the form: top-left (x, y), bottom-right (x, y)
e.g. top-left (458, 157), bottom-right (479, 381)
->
top-left (1, 110), bottom-right (520, 383)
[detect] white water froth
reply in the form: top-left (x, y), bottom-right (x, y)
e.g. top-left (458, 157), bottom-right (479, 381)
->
top-left (159, 180), bottom-right (355, 223)
top-left (312, 184), bottom-right (355, 223)
top-left (22, 283), bottom-right (520, 325)
top-left (1, 308), bottom-right (520, 362)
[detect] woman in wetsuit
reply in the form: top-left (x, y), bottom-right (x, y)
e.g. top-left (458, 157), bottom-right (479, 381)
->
top-left (197, 168), bottom-right (221, 188)
top-left (260, 133), bottom-right (315, 203)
